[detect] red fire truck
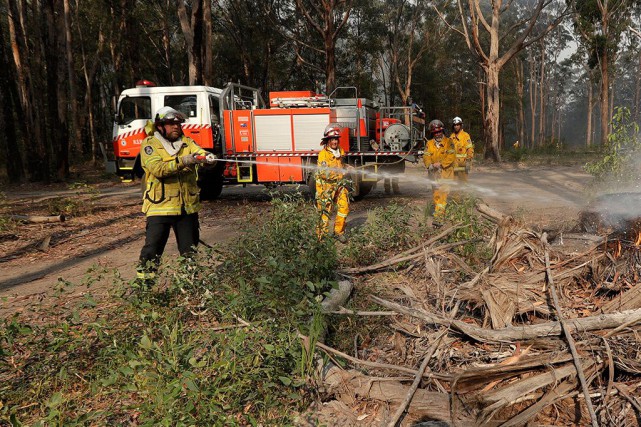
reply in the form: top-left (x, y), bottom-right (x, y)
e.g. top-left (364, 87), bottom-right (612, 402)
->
top-left (102, 81), bottom-right (424, 199)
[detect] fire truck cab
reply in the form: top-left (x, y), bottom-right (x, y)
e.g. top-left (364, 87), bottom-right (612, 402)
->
top-left (103, 81), bottom-right (424, 199)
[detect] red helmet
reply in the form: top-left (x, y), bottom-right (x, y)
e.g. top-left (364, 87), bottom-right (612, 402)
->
top-left (428, 119), bottom-right (444, 136)
top-left (321, 125), bottom-right (341, 144)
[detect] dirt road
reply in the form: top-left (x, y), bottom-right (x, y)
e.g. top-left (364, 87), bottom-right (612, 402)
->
top-left (0, 163), bottom-right (591, 304)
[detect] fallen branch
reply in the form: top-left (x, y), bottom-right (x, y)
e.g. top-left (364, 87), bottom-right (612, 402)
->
top-left (322, 365), bottom-right (471, 424)
top-left (9, 214), bottom-right (65, 223)
top-left (542, 233), bottom-right (598, 427)
top-left (614, 383), bottom-right (641, 415)
top-left (327, 307), bottom-right (396, 316)
top-left (299, 333), bottom-right (451, 381)
top-left (476, 202), bottom-right (511, 223)
top-left (388, 330), bottom-right (446, 427)
top-left (320, 280), bottom-right (353, 313)
top-left (370, 295), bottom-right (641, 342)
top-left (339, 224), bottom-right (464, 274)
top-left (341, 241), bottom-right (469, 275)
top-left (498, 379), bottom-right (578, 427)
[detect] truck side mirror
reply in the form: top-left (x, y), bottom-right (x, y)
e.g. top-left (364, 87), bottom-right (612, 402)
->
top-left (114, 113), bottom-right (123, 125)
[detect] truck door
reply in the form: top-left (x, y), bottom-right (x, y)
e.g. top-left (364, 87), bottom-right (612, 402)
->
top-left (114, 95), bottom-right (152, 165)
top-left (209, 94), bottom-right (222, 154)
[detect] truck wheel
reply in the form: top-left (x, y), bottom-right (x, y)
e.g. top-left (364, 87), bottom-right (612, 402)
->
top-left (199, 172), bottom-right (224, 200)
top-left (306, 174), bottom-right (316, 200)
top-left (352, 180), bottom-right (374, 201)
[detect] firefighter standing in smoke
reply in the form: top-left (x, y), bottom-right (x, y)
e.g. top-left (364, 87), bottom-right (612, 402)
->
top-left (136, 106), bottom-right (217, 285)
top-left (450, 116), bottom-right (474, 182)
top-left (315, 126), bottom-right (352, 243)
top-left (423, 119), bottom-right (456, 224)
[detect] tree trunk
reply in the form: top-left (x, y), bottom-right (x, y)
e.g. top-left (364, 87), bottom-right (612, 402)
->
top-left (635, 49), bottom-right (641, 123)
top-left (485, 63), bottom-right (501, 161)
top-left (479, 67), bottom-right (487, 146)
top-left (45, 0), bottom-right (69, 181)
top-left (177, 0), bottom-right (203, 85)
top-left (515, 59), bottom-right (525, 147)
top-left (202, 0), bottom-right (213, 85)
top-left (294, 0), bottom-right (351, 95)
top-left (162, 0), bottom-right (174, 85)
top-left (63, 0), bottom-right (80, 158)
top-left (586, 73), bottom-right (593, 147)
top-left (538, 45), bottom-right (545, 147)
top-left (0, 17), bottom-right (24, 181)
top-left (529, 50), bottom-right (537, 149)
top-left (325, 31), bottom-right (336, 93)
top-left (599, 47), bottom-right (609, 145)
top-left (7, 0), bottom-right (32, 178)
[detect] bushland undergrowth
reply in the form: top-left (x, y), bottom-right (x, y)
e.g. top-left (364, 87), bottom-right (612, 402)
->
top-left (1, 193), bottom-right (335, 426)
top-left (1, 192), bottom-right (492, 425)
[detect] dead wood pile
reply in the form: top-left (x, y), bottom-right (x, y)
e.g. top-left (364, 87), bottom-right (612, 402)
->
top-left (311, 203), bottom-right (641, 426)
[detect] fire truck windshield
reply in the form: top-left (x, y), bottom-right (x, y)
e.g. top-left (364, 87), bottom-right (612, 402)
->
top-left (117, 96), bottom-right (151, 125)
top-left (164, 95), bottom-right (198, 118)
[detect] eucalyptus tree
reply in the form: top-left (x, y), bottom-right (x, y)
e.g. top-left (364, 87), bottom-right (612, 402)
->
top-left (270, 0), bottom-right (353, 93)
top-left (381, 0), bottom-right (437, 106)
top-left (434, 0), bottom-right (569, 161)
top-left (177, 0), bottom-right (214, 85)
top-left (340, 0), bottom-right (385, 99)
top-left (571, 0), bottom-right (640, 145)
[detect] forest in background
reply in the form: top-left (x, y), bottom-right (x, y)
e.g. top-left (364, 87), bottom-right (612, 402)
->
top-left (0, 0), bottom-right (640, 183)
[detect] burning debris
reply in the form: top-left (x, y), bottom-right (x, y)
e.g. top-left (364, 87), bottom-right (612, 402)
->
top-left (580, 192), bottom-right (641, 240)
top-left (309, 202), bottom-right (641, 426)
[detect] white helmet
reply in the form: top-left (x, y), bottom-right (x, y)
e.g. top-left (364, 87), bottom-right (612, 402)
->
top-left (154, 106), bottom-right (186, 124)
top-left (452, 117), bottom-right (463, 125)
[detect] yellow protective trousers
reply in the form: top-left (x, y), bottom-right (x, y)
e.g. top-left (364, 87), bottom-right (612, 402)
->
top-left (432, 181), bottom-right (451, 221)
top-left (454, 169), bottom-right (469, 183)
top-left (316, 181), bottom-right (349, 237)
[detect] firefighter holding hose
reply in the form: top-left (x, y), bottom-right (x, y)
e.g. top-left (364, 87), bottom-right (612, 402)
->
top-left (450, 116), bottom-right (474, 183)
top-left (136, 106), bottom-right (217, 286)
top-left (316, 125), bottom-right (353, 243)
top-left (423, 119), bottom-right (456, 226)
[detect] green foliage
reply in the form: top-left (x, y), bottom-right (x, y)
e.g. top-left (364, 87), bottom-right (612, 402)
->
top-left (502, 146), bottom-right (528, 162)
top-left (1, 193), bottom-right (334, 425)
top-left (0, 216), bottom-right (16, 233)
top-left (585, 107), bottom-right (641, 183)
top-left (45, 197), bottom-right (86, 216)
top-left (444, 197), bottom-right (493, 262)
top-left (215, 192), bottom-right (337, 319)
top-left (342, 202), bottom-right (421, 266)
top-left (68, 181), bottom-right (99, 195)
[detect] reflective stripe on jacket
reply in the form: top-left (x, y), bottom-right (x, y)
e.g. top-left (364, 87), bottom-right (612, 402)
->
top-left (316, 147), bottom-right (346, 183)
top-left (141, 134), bottom-right (206, 216)
top-left (450, 130), bottom-right (474, 168)
top-left (423, 137), bottom-right (456, 180)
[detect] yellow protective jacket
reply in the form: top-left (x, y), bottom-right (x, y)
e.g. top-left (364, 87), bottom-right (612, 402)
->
top-left (140, 134), bottom-right (207, 216)
top-left (316, 147), bottom-right (346, 183)
top-left (423, 137), bottom-right (456, 180)
top-left (450, 130), bottom-right (474, 170)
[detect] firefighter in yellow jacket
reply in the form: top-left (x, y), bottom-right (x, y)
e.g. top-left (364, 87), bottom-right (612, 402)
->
top-left (136, 106), bottom-right (217, 285)
top-left (423, 119), bottom-right (456, 224)
top-left (315, 126), bottom-right (352, 243)
top-left (450, 116), bottom-right (474, 182)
